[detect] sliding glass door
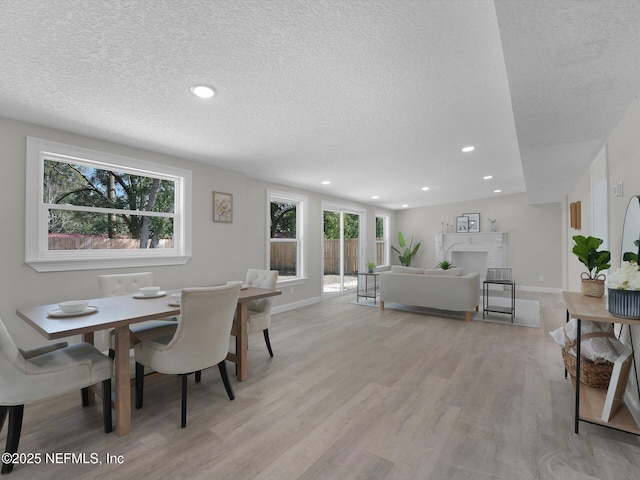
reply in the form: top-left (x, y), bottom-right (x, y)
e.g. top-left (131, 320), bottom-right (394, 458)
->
top-left (323, 207), bottom-right (361, 294)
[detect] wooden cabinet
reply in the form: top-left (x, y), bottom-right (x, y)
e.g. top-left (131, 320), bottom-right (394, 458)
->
top-left (562, 292), bottom-right (640, 435)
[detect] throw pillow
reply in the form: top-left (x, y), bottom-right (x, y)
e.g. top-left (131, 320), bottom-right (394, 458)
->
top-left (424, 267), bottom-right (463, 276)
top-left (390, 266), bottom-right (424, 274)
top-left (549, 319), bottom-right (631, 363)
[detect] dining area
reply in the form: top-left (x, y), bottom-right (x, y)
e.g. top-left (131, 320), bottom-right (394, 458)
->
top-left (2, 270), bottom-right (280, 474)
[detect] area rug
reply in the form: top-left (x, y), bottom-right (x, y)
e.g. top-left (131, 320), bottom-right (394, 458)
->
top-left (349, 296), bottom-right (541, 328)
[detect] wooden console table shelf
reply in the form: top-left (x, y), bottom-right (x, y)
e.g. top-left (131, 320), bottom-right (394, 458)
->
top-left (562, 291), bottom-right (640, 436)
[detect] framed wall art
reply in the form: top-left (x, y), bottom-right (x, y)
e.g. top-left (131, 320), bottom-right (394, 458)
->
top-left (213, 191), bottom-right (233, 223)
top-left (456, 216), bottom-right (469, 233)
top-left (570, 201), bottom-right (581, 229)
top-left (463, 213), bottom-right (480, 233)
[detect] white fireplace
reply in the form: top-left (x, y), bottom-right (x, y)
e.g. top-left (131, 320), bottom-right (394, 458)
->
top-left (435, 233), bottom-right (508, 281)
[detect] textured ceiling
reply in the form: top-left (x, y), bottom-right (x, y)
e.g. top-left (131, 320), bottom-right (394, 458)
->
top-left (0, 1), bottom-right (639, 209)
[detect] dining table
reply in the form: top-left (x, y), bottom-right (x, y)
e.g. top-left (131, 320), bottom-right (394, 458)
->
top-left (16, 286), bottom-right (281, 436)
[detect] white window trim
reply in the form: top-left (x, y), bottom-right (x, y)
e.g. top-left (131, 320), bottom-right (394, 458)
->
top-left (26, 137), bottom-right (192, 272)
top-left (267, 189), bottom-right (307, 285)
top-left (322, 201), bottom-right (366, 273)
top-left (375, 212), bottom-right (390, 267)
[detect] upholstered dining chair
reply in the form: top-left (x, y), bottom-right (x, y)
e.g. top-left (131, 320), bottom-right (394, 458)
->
top-left (97, 272), bottom-right (178, 357)
top-left (240, 269), bottom-right (279, 357)
top-left (134, 283), bottom-right (241, 428)
top-left (0, 317), bottom-right (112, 474)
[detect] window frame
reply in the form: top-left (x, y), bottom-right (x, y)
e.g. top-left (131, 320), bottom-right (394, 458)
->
top-left (375, 213), bottom-right (389, 266)
top-left (26, 137), bottom-right (192, 272)
top-left (266, 189), bottom-right (307, 286)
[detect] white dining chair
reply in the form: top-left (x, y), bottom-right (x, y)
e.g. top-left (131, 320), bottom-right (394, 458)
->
top-left (241, 269), bottom-right (279, 357)
top-left (134, 283), bottom-right (241, 428)
top-left (97, 272), bottom-right (178, 357)
top-left (0, 317), bottom-right (112, 474)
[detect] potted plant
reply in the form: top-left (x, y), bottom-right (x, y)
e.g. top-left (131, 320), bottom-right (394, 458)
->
top-left (391, 231), bottom-right (421, 267)
top-left (366, 261), bottom-right (376, 273)
top-left (436, 260), bottom-right (455, 270)
top-left (571, 235), bottom-right (610, 297)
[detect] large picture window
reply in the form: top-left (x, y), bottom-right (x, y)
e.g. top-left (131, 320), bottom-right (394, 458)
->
top-left (26, 137), bottom-right (192, 271)
top-left (268, 190), bottom-right (306, 284)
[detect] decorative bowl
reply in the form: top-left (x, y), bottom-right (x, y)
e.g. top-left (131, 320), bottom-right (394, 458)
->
top-left (58, 300), bottom-right (89, 314)
top-left (139, 286), bottom-right (161, 297)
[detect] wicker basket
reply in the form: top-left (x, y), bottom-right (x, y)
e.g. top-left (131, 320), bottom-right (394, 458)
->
top-left (580, 272), bottom-right (605, 297)
top-left (562, 349), bottom-right (613, 389)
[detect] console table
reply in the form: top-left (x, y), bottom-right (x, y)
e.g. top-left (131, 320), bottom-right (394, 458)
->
top-left (562, 292), bottom-right (640, 436)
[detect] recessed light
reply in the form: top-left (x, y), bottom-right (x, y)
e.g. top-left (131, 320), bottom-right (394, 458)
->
top-left (483, 175), bottom-right (493, 180)
top-left (462, 146), bottom-right (475, 153)
top-left (401, 204), bottom-right (409, 208)
top-left (321, 180), bottom-right (331, 185)
top-left (421, 186), bottom-right (430, 191)
top-left (494, 189), bottom-right (502, 193)
top-left (372, 195), bottom-right (379, 199)
top-left (190, 85), bottom-right (215, 98)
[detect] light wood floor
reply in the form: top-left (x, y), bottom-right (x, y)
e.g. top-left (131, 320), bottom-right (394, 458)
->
top-left (3, 291), bottom-right (640, 479)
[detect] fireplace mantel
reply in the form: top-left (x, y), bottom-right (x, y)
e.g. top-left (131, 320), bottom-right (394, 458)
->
top-left (435, 232), bottom-right (508, 274)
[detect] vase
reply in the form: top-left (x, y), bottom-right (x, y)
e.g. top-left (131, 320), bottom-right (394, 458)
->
top-left (608, 288), bottom-right (640, 319)
top-left (489, 222), bottom-right (497, 232)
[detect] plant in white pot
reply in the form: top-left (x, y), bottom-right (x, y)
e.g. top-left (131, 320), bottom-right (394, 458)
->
top-left (571, 235), bottom-right (610, 297)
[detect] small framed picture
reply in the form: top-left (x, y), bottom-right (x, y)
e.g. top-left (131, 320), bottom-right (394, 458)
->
top-left (213, 192), bottom-right (233, 223)
top-left (456, 216), bottom-right (469, 233)
top-left (463, 213), bottom-right (480, 233)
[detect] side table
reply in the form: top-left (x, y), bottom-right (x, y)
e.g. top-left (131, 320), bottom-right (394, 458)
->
top-left (483, 279), bottom-right (516, 322)
top-left (357, 272), bottom-right (379, 305)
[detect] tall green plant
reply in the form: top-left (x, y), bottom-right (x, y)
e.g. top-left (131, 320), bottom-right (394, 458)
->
top-left (391, 231), bottom-right (421, 266)
top-left (571, 235), bottom-right (610, 279)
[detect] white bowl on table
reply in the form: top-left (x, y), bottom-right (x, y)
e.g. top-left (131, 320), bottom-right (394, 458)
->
top-left (139, 286), bottom-right (161, 297)
top-left (58, 300), bottom-right (89, 314)
top-left (169, 292), bottom-right (181, 304)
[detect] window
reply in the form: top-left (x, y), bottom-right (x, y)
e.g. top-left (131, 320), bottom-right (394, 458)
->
top-left (26, 137), bottom-right (192, 271)
top-left (267, 190), bottom-right (306, 283)
top-left (376, 215), bottom-right (388, 265)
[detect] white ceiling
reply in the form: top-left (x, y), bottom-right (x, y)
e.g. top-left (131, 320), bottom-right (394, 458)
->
top-left (1, 1), bottom-right (639, 210)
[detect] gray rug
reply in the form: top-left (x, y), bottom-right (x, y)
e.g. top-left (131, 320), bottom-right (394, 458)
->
top-left (349, 296), bottom-right (540, 328)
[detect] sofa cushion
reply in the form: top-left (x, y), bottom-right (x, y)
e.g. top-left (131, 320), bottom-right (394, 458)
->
top-left (390, 266), bottom-right (424, 274)
top-left (424, 267), bottom-right (463, 276)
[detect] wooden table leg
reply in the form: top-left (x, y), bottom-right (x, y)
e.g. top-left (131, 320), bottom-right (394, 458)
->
top-left (236, 302), bottom-right (248, 381)
top-left (82, 332), bottom-right (96, 403)
top-left (114, 326), bottom-right (131, 436)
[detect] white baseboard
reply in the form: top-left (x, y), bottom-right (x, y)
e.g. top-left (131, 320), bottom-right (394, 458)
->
top-left (516, 285), bottom-right (562, 294)
top-left (272, 296), bottom-right (322, 315)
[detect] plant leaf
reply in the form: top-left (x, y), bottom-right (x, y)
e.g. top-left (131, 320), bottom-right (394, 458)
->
top-left (398, 231), bottom-right (406, 248)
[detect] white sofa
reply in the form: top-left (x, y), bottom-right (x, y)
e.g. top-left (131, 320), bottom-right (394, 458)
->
top-left (379, 265), bottom-right (480, 322)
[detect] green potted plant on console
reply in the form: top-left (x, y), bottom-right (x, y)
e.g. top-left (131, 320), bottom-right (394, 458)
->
top-left (571, 235), bottom-right (610, 297)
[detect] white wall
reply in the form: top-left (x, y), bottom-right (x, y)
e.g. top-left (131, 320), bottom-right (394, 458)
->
top-left (394, 193), bottom-right (563, 289)
top-left (0, 116), bottom-right (392, 347)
